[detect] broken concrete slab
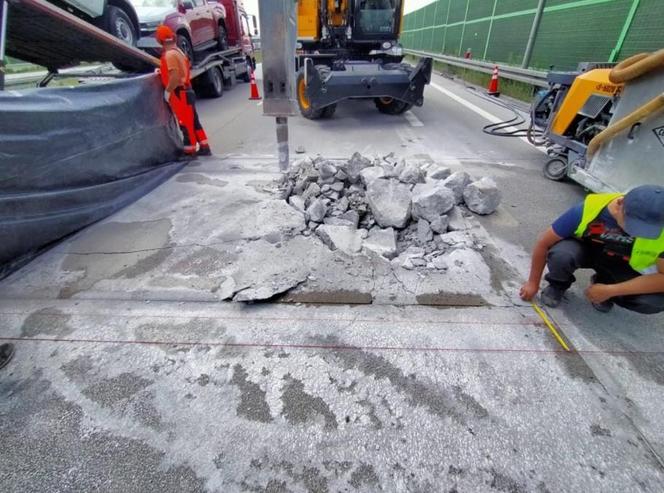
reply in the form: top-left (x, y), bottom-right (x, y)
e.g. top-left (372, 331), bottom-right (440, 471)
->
top-left (315, 225), bottom-right (363, 255)
top-left (411, 182), bottom-right (455, 222)
top-left (366, 178), bottom-right (412, 229)
top-left (363, 227), bottom-right (397, 259)
top-left (463, 177), bottom-right (502, 215)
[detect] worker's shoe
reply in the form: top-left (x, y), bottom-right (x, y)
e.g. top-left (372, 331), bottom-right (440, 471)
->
top-left (591, 300), bottom-right (615, 313)
top-left (540, 285), bottom-right (565, 308)
top-left (197, 145), bottom-right (212, 157)
top-left (0, 343), bottom-right (15, 370)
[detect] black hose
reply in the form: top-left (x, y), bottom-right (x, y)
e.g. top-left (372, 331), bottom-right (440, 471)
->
top-left (464, 86), bottom-right (550, 144)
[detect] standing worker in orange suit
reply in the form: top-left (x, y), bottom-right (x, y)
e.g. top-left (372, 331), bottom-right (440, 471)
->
top-left (155, 25), bottom-right (211, 157)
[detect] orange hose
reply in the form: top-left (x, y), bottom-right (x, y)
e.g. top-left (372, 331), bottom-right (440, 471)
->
top-left (609, 49), bottom-right (664, 84)
top-left (587, 92), bottom-right (664, 157)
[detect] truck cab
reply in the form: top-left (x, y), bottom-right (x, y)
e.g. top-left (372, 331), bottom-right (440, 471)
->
top-left (215, 0), bottom-right (256, 65)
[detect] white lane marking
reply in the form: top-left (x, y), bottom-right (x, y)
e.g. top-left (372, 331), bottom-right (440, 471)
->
top-left (429, 82), bottom-right (548, 155)
top-left (404, 110), bottom-right (424, 127)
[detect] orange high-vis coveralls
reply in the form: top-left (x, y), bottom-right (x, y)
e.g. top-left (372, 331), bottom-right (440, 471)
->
top-left (160, 48), bottom-right (209, 155)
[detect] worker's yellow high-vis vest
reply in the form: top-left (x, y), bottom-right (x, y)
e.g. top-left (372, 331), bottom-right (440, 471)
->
top-left (574, 193), bottom-right (664, 273)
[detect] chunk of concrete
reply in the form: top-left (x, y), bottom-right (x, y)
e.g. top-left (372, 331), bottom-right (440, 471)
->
top-left (318, 161), bottom-right (338, 182)
top-left (344, 152), bottom-right (373, 183)
top-left (398, 162), bottom-right (425, 184)
top-left (363, 227), bottom-right (397, 259)
top-left (360, 166), bottom-right (386, 186)
top-left (463, 177), bottom-right (502, 215)
top-left (417, 219), bottom-right (433, 243)
top-left (316, 225), bottom-right (363, 255)
top-left (411, 182), bottom-right (455, 222)
top-left (336, 196), bottom-right (349, 213)
top-left (306, 199), bottom-right (328, 223)
top-left (437, 231), bottom-right (474, 249)
top-left (324, 210), bottom-right (359, 228)
top-left (366, 178), bottom-right (412, 229)
top-left (430, 215), bottom-right (449, 234)
top-left (330, 181), bottom-right (345, 192)
top-left (427, 165), bottom-right (452, 180)
top-left (302, 182), bottom-right (321, 204)
top-left (442, 171), bottom-right (471, 204)
top-left (447, 206), bottom-right (469, 231)
top-left (288, 195), bottom-right (306, 213)
top-left (403, 246), bottom-right (425, 258)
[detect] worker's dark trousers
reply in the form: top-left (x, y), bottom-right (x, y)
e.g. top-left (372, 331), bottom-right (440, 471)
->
top-left (172, 87), bottom-right (209, 154)
top-left (545, 239), bottom-right (664, 314)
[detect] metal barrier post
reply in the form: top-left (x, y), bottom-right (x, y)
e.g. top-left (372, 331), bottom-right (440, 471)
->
top-left (522, 0), bottom-right (546, 69)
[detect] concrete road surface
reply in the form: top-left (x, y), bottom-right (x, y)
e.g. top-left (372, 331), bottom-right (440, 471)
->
top-left (1, 69), bottom-right (663, 492)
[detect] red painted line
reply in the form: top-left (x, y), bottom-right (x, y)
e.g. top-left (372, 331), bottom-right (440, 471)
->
top-left (0, 311), bottom-right (544, 327)
top-left (2, 335), bottom-right (663, 356)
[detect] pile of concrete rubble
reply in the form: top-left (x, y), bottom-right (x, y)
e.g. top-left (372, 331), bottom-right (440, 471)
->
top-left (283, 153), bottom-right (501, 270)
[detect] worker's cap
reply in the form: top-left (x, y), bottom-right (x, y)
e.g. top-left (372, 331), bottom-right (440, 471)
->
top-left (155, 25), bottom-right (175, 45)
top-left (623, 185), bottom-right (664, 239)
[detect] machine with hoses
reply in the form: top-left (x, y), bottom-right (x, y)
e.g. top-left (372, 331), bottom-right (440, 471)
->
top-left (484, 49), bottom-right (664, 192)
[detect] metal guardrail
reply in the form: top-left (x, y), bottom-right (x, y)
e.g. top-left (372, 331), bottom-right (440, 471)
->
top-left (4, 64), bottom-right (111, 88)
top-left (405, 49), bottom-right (549, 88)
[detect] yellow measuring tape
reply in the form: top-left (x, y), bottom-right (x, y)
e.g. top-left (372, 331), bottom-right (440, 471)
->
top-left (531, 303), bottom-right (570, 352)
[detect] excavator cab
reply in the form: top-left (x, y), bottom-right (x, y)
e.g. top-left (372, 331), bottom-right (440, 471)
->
top-left (352, 0), bottom-right (401, 43)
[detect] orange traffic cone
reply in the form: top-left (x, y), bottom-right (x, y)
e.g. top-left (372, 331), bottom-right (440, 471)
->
top-left (487, 66), bottom-right (500, 97)
top-left (249, 68), bottom-right (261, 100)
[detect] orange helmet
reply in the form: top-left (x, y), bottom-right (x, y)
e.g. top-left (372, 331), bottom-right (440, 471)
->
top-left (155, 25), bottom-right (175, 45)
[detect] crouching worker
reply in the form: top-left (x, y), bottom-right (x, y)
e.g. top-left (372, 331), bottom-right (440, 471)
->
top-left (155, 25), bottom-right (211, 157)
top-left (520, 185), bottom-right (664, 314)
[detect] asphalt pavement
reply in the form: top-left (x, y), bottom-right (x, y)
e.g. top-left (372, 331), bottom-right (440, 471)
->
top-left (1, 68), bottom-right (663, 492)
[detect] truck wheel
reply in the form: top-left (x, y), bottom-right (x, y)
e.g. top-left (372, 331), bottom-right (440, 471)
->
top-left (240, 62), bottom-right (251, 83)
top-left (297, 71), bottom-right (323, 120)
top-left (217, 24), bottom-right (229, 51)
top-left (177, 34), bottom-right (195, 63)
top-left (199, 66), bottom-right (224, 98)
top-left (374, 97), bottom-right (412, 115)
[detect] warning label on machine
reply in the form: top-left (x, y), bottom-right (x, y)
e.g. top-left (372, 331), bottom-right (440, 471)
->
top-left (653, 126), bottom-right (664, 147)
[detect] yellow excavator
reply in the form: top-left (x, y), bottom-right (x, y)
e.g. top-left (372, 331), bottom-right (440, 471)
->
top-left (295, 0), bottom-right (432, 119)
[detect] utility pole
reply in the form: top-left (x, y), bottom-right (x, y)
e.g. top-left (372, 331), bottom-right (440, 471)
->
top-left (0, 1), bottom-right (8, 91)
top-left (257, 0), bottom-right (298, 173)
top-left (522, 0), bottom-right (546, 69)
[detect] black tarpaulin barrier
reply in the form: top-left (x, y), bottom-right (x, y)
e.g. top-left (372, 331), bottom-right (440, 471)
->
top-left (0, 74), bottom-right (185, 278)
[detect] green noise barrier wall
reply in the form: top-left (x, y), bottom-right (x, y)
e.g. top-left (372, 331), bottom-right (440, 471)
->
top-left (402, 0), bottom-right (664, 70)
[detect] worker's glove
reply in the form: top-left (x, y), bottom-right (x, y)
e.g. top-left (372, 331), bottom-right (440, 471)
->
top-left (163, 90), bottom-right (171, 103)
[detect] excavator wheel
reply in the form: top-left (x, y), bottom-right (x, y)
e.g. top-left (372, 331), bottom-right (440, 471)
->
top-left (321, 104), bottom-right (337, 118)
top-left (374, 97), bottom-right (413, 115)
top-left (297, 70), bottom-right (323, 120)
